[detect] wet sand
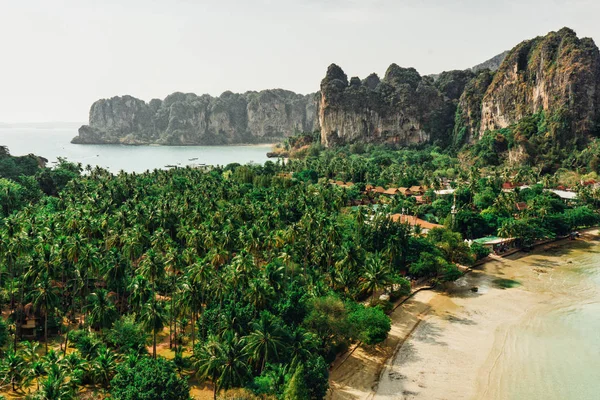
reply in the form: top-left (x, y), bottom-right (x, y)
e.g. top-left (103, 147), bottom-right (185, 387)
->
top-left (375, 258), bottom-right (546, 400)
top-left (330, 230), bottom-right (600, 400)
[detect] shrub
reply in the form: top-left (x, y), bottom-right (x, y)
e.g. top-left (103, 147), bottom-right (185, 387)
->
top-left (470, 242), bottom-right (491, 261)
top-left (348, 304), bottom-right (391, 345)
top-left (110, 356), bottom-right (190, 400)
top-left (106, 315), bottom-right (149, 355)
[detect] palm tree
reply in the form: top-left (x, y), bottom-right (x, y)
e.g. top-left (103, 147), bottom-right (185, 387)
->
top-left (34, 364), bottom-right (75, 400)
top-left (243, 312), bottom-right (288, 373)
top-left (3, 348), bottom-right (26, 391)
top-left (288, 328), bottom-right (318, 368)
top-left (91, 346), bottom-right (118, 388)
top-left (359, 254), bottom-right (393, 301)
top-left (84, 289), bottom-right (118, 335)
top-left (195, 332), bottom-right (249, 400)
top-left (140, 300), bottom-right (167, 358)
top-left (195, 335), bottom-right (225, 400)
top-left (25, 359), bottom-right (45, 391)
top-left (30, 273), bottom-right (60, 354)
top-left (20, 340), bottom-right (40, 364)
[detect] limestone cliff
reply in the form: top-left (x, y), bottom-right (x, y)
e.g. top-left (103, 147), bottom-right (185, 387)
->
top-left (73, 90), bottom-right (318, 145)
top-left (453, 70), bottom-right (495, 145)
top-left (76, 27), bottom-right (600, 152)
top-left (319, 64), bottom-right (455, 147)
top-left (476, 28), bottom-right (600, 140)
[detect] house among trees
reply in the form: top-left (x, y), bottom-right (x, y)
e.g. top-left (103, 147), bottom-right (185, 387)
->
top-left (473, 236), bottom-right (518, 255)
top-left (17, 303), bottom-right (39, 339)
top-left (409, 185), bottom-right (426, 195)
top-left (398, 187), bottom-right (412, 196)
top-left (390, 213), bottom-right (443, 234)
top-left (383, 188), bottom-right (400, 195)
top-left (502, 182), bottom-right (525, 191)
top-left (415, 195), bottom-right (432, 204)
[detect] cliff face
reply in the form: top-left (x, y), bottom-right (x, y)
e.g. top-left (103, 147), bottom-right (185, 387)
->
top-left (453, 70), bottom-right (495, 145)
top-left (76, 28), bottom-right (600, 152)
top-left (73, 90), bottom-right (319, 145)
top-left (477, 28), bottom-right (600, 140)
top-left (320, 28), bottom-right (600, 150)
top-left (319, 64), bottom-right (455, 147)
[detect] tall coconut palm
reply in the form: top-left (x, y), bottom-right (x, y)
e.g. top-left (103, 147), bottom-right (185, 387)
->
top-left (84, 289), bottom-right (118, 335)
top-left (359, 254), bottom-right (393, 301)
top-left (195, 332), bottom-right (249, 400)
top-left (30, 273), bottom-right (60, 354)
top-left (243, 312), bottom-right (288, 373)
top-left (140, 300), bottom-right (167, 358)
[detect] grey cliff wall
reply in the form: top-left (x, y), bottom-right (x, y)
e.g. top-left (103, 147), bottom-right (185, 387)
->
top-left (73, 89), bottom-right (319, 145)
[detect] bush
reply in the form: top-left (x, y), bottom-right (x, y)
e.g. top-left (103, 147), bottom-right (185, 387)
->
top-left (348, 304), bottom-right (391, 345)
top-left (389, 277), bottom-right (411, 301)
top-left (110, 356), bottom-right (190, 400)
top-left (69, 329), bottom-right (101, 359)
top-left (283, 366), bottom-right (309, 400)
top-left (470, 242), bottom-right (490, 261)
top-left (106, 315), bottom-right (149, 355)
top-left (303, 355), bottom-right (329, 400)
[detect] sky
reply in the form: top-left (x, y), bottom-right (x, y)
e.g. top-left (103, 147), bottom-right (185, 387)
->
top-left (1, 0), bottom-right (600, 122)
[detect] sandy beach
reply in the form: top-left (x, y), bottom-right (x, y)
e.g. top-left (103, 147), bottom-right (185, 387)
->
top-left (329, 229), bottom-right (600, 400)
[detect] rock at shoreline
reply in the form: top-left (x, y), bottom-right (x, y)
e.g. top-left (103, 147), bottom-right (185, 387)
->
top-left (73, 90), bottom-right (320, 145)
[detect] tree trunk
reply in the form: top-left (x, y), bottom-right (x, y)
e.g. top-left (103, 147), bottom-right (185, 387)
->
top-left (191, 311), bottom-right (195, 349)
top-left (153, 330), bottom-right (157, 359)
top-left (44, 310), bottom-right (48, 355)
top-left (170, 290), bottom-right (174, 349)
top-left (63, 330), bottom-right (69, 357)
top-left (17, 277), bottom-right (24, 343)
top-left (11, 264), bottom-right (16, 349)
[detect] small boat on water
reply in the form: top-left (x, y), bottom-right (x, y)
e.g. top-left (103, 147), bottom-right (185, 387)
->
top-left (189, 157), bottom-right (198, 161)
top-left (165, 164), bottom-right (177, 168)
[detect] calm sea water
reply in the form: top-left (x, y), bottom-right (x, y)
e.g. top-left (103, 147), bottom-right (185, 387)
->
top-left (0, 127), bottom-right (271, 173)
top-left (488, 241), bottom-right (600, 400)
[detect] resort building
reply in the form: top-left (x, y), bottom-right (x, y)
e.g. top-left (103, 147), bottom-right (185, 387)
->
top-left (390, 213), bottom-right (443, 234)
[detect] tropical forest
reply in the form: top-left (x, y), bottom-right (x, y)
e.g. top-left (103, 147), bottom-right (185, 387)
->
top-left (0, 131), bottom-right (599, 400)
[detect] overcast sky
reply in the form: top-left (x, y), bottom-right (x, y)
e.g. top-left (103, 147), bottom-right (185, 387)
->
top-left (1, 0), bottom-right (599, 122)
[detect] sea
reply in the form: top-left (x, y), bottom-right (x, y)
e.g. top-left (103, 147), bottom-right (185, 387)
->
top-left (0, 124), bottom-right (271, 173)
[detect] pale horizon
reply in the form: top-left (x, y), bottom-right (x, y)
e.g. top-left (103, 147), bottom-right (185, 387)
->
top-left (2, 0), bottom-right (600, 123)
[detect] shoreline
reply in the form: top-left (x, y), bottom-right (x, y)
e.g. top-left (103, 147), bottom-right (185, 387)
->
top-left (327, 228), bottom-right (600, 400)
top-left (70, 139), bottom-right (279, 148)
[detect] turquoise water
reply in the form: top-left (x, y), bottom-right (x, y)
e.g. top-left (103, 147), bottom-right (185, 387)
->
top-left (0, 127), bottom-right (271, 172)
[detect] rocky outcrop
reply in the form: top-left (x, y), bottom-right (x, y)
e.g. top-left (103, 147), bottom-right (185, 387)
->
top-left (320, 28), bottom-right (600, 150)
top-left (73, 90), bottom-right (318, 145)
top-left (319, 64), bottom-right (455, 147)
top-left (76, 27), bottom-right (600, 152)
top-left (471, 51), bottom-right (509, 73)
top-left (477, 28), bottom-right (600, 140)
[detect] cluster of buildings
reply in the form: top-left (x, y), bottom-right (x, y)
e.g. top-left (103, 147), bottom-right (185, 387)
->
top-left (329, 180), bottom-right (432, 204)
top-left (329, 180), bottom-right (442, 234)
